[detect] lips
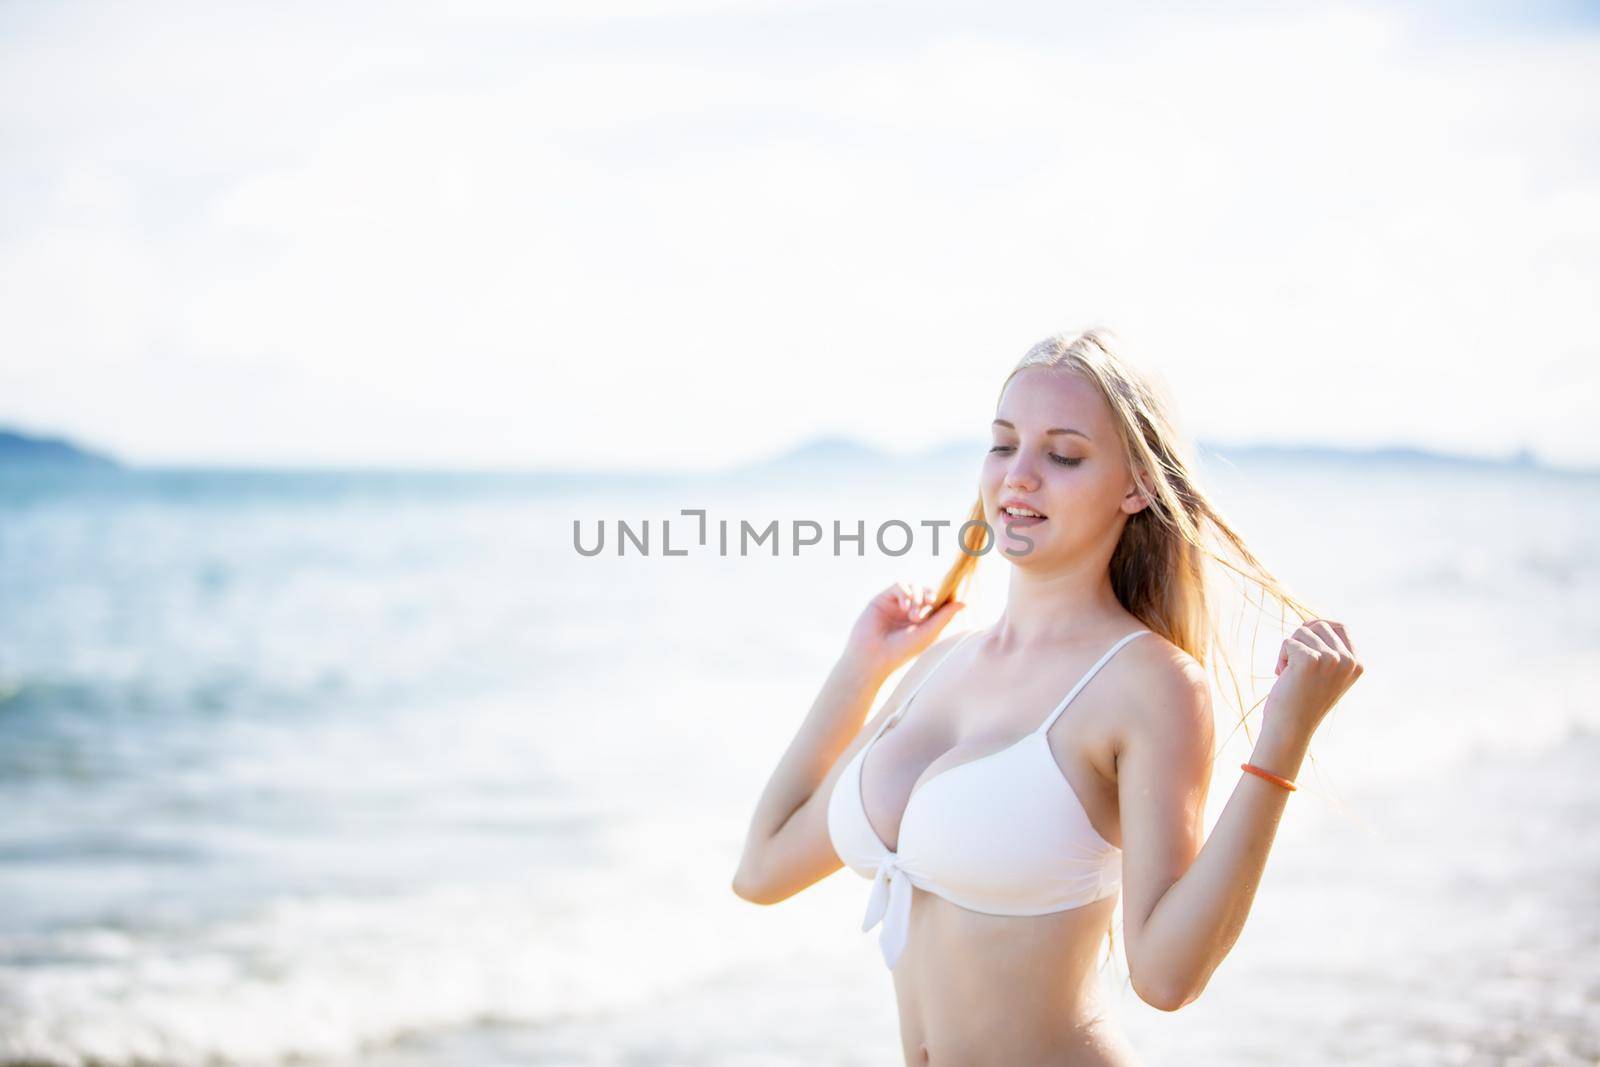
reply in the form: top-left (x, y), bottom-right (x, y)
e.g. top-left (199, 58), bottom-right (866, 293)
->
top-left (998, 501), bottom-right (1048, 520)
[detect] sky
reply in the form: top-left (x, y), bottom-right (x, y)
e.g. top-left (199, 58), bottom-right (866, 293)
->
top-left (2, 0), bottom-right (1597, 471)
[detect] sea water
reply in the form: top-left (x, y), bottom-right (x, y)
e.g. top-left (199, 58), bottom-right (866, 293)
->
top-left (1, 453), bottom-right (1595, 1066)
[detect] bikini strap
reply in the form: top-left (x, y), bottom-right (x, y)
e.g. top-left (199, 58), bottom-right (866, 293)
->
top-left (1035, 629), bottom-right (1154, 736)
top-left (879, 629), bottom-right (980, 733)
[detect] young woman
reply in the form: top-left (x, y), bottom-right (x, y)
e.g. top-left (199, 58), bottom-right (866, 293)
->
top-left (731, 328), bottom-right (1364, 1066)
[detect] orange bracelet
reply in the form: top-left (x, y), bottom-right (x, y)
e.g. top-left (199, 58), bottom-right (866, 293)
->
top-left (1240, 762), bottom-right (1297, 791)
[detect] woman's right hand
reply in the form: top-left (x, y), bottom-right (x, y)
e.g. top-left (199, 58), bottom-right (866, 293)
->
top-left (844, 582), bottom-right (966, 677)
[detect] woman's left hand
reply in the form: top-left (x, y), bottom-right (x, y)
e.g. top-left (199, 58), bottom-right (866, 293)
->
top-left (1263, 620), bottom-right (1364, 741)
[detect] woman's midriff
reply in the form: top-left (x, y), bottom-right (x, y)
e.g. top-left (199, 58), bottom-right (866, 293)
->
top-left (890, 889), bottom-right (1142, 1067)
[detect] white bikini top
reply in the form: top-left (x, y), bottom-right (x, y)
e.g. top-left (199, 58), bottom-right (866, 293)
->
top-left (825, 627), bottom-right (1152, 969)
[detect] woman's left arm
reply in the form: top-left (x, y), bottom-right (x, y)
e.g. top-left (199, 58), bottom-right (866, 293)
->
top-left (1117, 620), bottom-right (1363, 1012)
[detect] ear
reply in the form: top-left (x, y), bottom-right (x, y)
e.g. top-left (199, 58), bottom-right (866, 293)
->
top-left (1122, 473), bottom-right (1153, 515)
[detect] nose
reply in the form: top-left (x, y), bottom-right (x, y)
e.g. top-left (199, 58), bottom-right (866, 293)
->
top-left (1004, 453), bottom-right (1040, 492)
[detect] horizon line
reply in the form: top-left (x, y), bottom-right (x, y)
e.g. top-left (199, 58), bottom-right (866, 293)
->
top-left (1, 426), bottom-right (1593, 478)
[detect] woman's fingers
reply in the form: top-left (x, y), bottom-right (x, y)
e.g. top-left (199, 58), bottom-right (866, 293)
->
top-left (1276, 620), bottom-right (1365, 694)
top-left (1296, 623), bottom-right (1333, 658)
top-left (1307, 619), bottom-right (1350, 659)
top-left (875, 581), bottom-right (955, 631)
top-left (1277, 635), bottom-right (1318, 675)
top-left (901, 598), bottom-right (965, 649)
top-left (886, 582), bottom-right (940, 623)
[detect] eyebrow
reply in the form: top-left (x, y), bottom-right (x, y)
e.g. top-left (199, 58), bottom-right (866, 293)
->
top-left (991, 418), bottom-right (1091, 442)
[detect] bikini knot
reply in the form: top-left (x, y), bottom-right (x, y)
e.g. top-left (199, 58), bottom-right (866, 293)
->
top-left (862, 854), bottom-right (914, 969)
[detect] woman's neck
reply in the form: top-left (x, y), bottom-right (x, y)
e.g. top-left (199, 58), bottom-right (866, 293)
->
top-left (992, 565), bottom-right (1128, 651)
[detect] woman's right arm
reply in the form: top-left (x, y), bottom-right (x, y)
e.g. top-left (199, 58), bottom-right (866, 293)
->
top-left (730, 583), bottom-right (966, 905)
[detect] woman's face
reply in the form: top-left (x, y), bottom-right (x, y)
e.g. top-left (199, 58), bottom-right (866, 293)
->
top-left (981, 366), bottom-right (1148, 565)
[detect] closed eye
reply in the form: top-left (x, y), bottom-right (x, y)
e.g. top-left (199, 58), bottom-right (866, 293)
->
top-left (988, 445), bottom-right (1083, 467)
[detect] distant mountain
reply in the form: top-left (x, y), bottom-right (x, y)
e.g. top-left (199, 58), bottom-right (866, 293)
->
top-left (736, 434), bottom-right (1591, 478)
top-left (743, 435), bottom-right (888, 471)
top-left (915, 438), bottom-right (987, 465)
top-left (0, 427), bottom-right (120, 468)
top-left (0, 425), bottom-right (1586, 479)
top-left (1198, 439), bottom-right (1584, 473)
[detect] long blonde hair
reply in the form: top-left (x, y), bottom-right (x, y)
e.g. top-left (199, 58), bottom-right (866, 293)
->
top-left (930, 326), bottom-right (1322, 970)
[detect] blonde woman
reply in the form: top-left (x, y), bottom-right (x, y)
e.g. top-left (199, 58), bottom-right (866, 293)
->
top-left (731, 329), bottom-right (1364, 1066)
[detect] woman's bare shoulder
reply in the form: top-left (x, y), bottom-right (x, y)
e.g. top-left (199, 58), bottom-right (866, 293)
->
top-left (1128, 629), bottom-right (1204, 679)
top-left (1116, 630), bottom-right (1214, 745)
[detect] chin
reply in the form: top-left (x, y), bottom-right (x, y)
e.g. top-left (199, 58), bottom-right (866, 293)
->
top-left (994, 525), bottom-right (1050, 562)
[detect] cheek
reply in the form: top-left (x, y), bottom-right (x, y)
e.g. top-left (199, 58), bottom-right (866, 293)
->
top-left (1080, 472), bottom-right (1127, 512)
top-left (1041, 469), bottom-right (1114, 512)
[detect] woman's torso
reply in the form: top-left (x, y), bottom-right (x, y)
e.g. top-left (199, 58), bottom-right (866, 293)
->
top-left (831, 622), bottom-right (1158, 1066)
top-left (891, 892), bottom-right (1139, 1065)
